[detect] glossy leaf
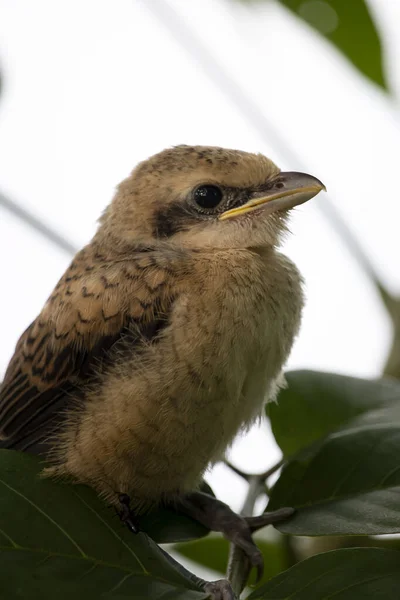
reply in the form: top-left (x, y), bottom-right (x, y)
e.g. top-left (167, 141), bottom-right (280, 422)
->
top-left (267, 370), bottom-right (400, 456)
top-left (247, 548), bottom-right (400, 599)
top-left (0, 550), bottom-right (208, 599)
top-left (0, 450), bottom-right (209, 598)
top-left (141, 480), bottom-right (214, 543)
top-left (268, 403), bottom-right (400, 535)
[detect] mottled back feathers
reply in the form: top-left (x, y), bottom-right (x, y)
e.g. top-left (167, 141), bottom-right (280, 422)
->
top-left (0, 243), bottom-right (185, 453)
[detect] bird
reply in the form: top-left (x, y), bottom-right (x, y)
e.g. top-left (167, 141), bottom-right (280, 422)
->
top-left (0, 145), bottom-right (324, 598)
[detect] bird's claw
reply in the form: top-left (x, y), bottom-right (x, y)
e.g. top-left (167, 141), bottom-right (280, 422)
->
top-left (176, 493), bottom-right (294, 586)
top-left (228, 526), bottom-right (264, 582)
top-left (117, 493), bottom-right (140, 534)
top-left (249, 548), bottom-right (264, 583)
top-left (204, 579), bottom-right (237, 600)
top-left (221, 507), bottom-right (295, 583)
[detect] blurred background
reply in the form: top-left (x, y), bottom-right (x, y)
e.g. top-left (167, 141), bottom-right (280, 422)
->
top-left (1, 0), bottom-right (400, 583)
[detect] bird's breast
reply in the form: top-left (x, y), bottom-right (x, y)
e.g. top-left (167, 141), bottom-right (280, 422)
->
top-left (123, 248), bottom-right (304, 490)
top-left (181, 248), bottom-right (304, 454)
top-left (59, 249), bottom-right (303, 506)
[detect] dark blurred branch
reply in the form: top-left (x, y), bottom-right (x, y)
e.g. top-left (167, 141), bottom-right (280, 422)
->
top-left (224, 457), bottom-right (284, 485)
top-left (0, 190), bottom-right (77, 256)
top-left (223, 460), bottom-right (250, 481)
top-left (0, 64), bottom-right (76, 257)
top-left (259, 457), bottom-right (285, 481)
top-left (382, 297), bottom-right (400, 378)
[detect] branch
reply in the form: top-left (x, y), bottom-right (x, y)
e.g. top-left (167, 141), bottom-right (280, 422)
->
top-left (223, 460), bottom-right (250, 481)
top-left (0, 190), bottom-right (77, 256)
top-left (223, 457), bottom-right (285, 485)
top-left (258, 458), bottom-right (285, 481)
top-left (223, 457), bottom-right (290, 596)
top-left (227, 475), bottom-right (264, 597)
top-left (382, 296), bottom-right (400, 379)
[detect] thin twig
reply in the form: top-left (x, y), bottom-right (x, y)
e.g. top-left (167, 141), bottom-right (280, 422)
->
top-left (0, 190), bottom-right (77, 256)
top-left (223, 460), bottom-right (250, 481)
top-left (259, 458), bottom-right (286, 482)
top-left (240, 476), bottom-right (263, 519)
top-left (224, 457), bottom-right (285, 485)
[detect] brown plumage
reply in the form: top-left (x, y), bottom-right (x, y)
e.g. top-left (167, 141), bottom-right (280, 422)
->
top-left (0, 145), bottom-right (324, 514)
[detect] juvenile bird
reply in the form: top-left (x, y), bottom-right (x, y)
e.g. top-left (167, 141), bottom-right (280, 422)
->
top-left (0, 145), bottom-right (324, 598)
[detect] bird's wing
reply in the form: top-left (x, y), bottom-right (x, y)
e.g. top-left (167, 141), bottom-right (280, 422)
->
top-left (0, 249), bottom-right (178, 453)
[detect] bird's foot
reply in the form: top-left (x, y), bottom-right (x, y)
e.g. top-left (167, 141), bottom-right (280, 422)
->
top-left (246, 507), bottom-right (295, 532)
top-left (204, 579), bottom-right (237, 600)
top-left (157, 545), bottom-right (237, 599)
top-left (177, 492), bottom-right (294, 583)
top-left (117, 493), bottom-right (140, 534)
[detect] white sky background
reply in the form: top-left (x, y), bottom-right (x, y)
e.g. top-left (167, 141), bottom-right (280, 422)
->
top-left (1, 0), bottom-right (400, 560)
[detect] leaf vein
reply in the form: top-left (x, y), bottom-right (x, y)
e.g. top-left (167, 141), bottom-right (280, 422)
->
top-left (72, 489), bottom-right (148, 574)
top-left (0, 526), bottom-right (19, 548)
top-left (0, 478), bottom-right (87, 557)
top-left (107, 572), bottom-right (133, 594)
top-left (323, 572), bottom-right (394, 599)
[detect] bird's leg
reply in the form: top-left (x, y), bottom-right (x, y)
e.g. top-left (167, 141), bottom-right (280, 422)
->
top-left (117, 496), bottom-right (234, 598)
top-left (203, 579), bottom-right (237, 600)
top-left (117, 493), bottom-right (140, 534)
top-left (245, 508), bottom-right (295, 533)
top-left (176, 492), bottom-right (294, 583)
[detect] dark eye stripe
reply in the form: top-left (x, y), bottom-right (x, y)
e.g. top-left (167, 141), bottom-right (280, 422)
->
top-left (152, 186), bottom-right (252, 238)
top-left (153, 201), bottom-right (196, 238)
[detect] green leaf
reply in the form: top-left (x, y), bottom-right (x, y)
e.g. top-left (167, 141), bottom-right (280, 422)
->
top-left (267, 370), bottom-right (400, 456)
top-left (0, 450), bottom-right (209, 599)
top-left (247, 548), bottom-right (400, 599)
top-left (141, 480), bottom-right (215, 544)
top-left (240, 0), bottom-right (387, 91)
top-left (0, 550), bottom-right (208, 600)
top-left (268, 403), bottom-right (400, 535)
top-left (173, 533), bottom-right (288, 585)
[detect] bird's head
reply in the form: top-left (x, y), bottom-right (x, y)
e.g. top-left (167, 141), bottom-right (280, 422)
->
top-left (98, 145), bottom-right (325, 251)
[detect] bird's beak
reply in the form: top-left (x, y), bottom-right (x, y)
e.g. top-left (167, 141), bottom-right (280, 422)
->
top-left (219, 171), bottom-right (326, 221)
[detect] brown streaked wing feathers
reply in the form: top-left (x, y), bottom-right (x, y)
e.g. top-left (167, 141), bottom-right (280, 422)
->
top-left (0, 253), bottom-right (176, 454)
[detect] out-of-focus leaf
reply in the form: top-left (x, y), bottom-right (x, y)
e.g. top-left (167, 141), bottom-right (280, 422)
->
top-left (247, 548), bottom-right (400, 599)
top-left (0, 450), bottom-right (209, 599)
top-left (267, 370), bottom-right (400, 456)
top-left (173, 533), bottom-right (288, 585)
top-left (240, 0), bottom-right (387, 90)
top-left (268, 403), bottom-right (400, 535)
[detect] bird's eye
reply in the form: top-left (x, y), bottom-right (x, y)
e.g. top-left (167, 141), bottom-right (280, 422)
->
top-left (193, 185), bottom-right (223, 210)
